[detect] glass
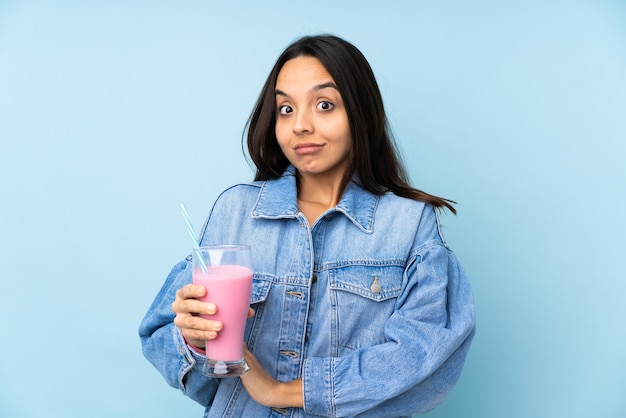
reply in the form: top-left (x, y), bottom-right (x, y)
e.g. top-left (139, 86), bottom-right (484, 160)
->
top-left (192, 245), bottom-right (253, 377)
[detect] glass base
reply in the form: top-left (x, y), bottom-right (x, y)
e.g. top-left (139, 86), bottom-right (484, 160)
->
top-left (205, 358), bottom-right (249, 378)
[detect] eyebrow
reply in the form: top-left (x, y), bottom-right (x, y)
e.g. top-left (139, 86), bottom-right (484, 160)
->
top-left (275, 82), bottom-right (339, 97)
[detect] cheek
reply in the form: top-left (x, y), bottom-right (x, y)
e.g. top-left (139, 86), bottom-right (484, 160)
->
top-left (324, 112), bottom-right (350, 137)
top-left (326, 120), bottom-right (352, 148)
top-left (274, 124), bottom-right (291, 152)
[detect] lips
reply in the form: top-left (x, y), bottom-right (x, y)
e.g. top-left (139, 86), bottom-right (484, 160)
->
top-left (293, 142), bottom-right (325, 155)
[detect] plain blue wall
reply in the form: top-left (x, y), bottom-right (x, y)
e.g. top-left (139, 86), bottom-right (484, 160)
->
top-left (1, 1), bottom-right (625, 417)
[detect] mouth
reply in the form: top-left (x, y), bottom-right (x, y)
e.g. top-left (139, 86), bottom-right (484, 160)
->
top-left (293, 143), bottom-right (325, 155)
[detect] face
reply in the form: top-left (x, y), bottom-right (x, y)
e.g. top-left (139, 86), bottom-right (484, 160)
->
top-left (274, 56), bottom-right (352, 180)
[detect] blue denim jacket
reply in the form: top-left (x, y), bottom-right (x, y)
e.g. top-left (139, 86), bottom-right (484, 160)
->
top-left (139, 166), bottom-right (475, 417)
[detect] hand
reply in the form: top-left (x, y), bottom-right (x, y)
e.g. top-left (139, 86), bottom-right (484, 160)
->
top-left (240, 345), bottom-right (303, 408)
top-left (172, 284), bottom-right (222, 348)
top-left (172, 285), bottom-right (256, 349)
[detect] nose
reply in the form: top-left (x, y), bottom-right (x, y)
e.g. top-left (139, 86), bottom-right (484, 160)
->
top-left (293, 109), bottom-right (313, 135)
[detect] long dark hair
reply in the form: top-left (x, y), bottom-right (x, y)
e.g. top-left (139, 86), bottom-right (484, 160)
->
top-left (245, 35), bottom-right (456, 214)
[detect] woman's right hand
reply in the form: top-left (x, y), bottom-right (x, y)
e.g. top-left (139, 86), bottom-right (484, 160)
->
top-left (172, 284), bottom-right (222, 349)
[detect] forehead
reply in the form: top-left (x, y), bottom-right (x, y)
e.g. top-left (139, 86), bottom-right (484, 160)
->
top-left (275, 56), bottom-right (335, 89)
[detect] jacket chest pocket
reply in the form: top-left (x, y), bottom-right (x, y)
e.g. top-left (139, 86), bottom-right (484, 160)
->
top-left (328, 264), bottom-right (404, 352)
top-left (245, 275), bottom-right (277, 348)
top-left (250, 275), bottom-right (272, 304)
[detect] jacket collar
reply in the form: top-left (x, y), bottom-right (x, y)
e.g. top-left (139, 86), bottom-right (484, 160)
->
top-left (252, 166), bottom-right (378, 233)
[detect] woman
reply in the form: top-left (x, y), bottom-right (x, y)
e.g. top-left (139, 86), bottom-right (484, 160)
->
top-left (140, 34), bottom-right (475, 417)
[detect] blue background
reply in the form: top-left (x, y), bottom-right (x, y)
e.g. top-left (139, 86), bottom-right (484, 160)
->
top-left (1, 1), bottom-right (625, 417)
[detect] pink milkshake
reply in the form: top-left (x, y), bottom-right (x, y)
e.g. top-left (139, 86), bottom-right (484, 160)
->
top-left (190, 245), bottom-right (253, 377)
top-left (193, 264), bottom-right (253, 362)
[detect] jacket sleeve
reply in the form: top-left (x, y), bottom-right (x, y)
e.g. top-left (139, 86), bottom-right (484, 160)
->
top-left (302, 208), bottom-right (476, 417)
top-left (138, 257), bottom-right (219, 406)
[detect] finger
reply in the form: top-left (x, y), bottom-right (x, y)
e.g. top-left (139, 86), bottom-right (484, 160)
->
top-left (174, 314), bottom-right (223, 338)
top-left (172, 298), bottom-right (217, 315)
top-left (181, 326), bottom-right (218, 344)
top-left (176, 284), bottom-right (206, 300)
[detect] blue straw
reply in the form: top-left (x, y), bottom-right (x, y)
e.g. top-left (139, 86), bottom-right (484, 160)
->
top-left (180, 204), bottom-right (208, 273)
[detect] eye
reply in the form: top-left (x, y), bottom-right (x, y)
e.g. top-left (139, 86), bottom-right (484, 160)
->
top-left (317, 101), bottom-right (334, 111)
top-left (278, 105), bottom-right (293, 115)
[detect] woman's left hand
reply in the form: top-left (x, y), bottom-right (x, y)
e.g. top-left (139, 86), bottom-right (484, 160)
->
top-left (240, 345), bottom-right (304, 409)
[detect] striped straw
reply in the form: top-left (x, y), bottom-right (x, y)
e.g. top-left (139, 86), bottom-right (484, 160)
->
top-left (180, 203), bottom-right (208, 273)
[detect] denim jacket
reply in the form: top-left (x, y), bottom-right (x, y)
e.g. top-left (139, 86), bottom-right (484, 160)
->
top-left (139, 166), bottom-right (475, 418)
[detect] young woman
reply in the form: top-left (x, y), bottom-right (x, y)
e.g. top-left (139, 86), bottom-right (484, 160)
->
top-left (140, 35), bottom-right (475, 417)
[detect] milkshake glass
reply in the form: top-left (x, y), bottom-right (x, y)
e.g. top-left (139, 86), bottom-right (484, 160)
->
top-left (192, 245), bottom-right (253, 377)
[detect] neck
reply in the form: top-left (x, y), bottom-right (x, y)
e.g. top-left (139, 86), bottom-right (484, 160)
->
top-left (296, 171), bottom-right (346, 209)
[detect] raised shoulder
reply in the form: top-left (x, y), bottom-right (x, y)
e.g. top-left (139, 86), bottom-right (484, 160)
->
top-left (197, 181), bottom-right (263, 244)
top-left (215, 181), bottom-right (263, 202)
top-left (416, 203), bottom-right (448, 247)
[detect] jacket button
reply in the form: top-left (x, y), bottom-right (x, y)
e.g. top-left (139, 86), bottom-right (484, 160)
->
top-left (311, 274), bottom-right (318, 283)
top-left (370, 276), bottom-right (382, 293)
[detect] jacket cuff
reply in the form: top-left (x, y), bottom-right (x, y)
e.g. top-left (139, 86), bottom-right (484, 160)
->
top-left (303, 357), bottom-right (334, 417)
top-left (183, 336), bottom-right (207, 356)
